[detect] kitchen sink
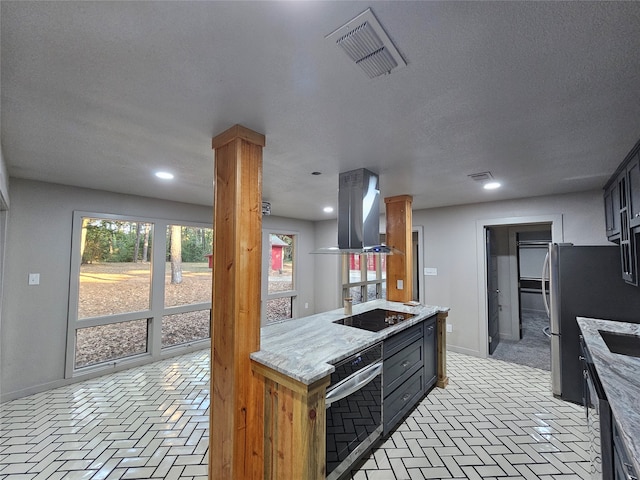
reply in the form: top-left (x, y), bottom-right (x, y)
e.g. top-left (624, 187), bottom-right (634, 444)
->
top-left (598, 330), bottom-right (640, 358)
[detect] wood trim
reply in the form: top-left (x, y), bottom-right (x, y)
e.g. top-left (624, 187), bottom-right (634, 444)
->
top-left (253, 361), bottom-right (330, 480)
top-left (212, 124), bottom-right (266, 150)
top-left (251, 360), bottom-right (329, 396)
top-left (385, 195), bottom-right (413, 302)
top-left (209, 126), bottom-right (265, 480)
top-left (436, 311), bottom-right (449, 388)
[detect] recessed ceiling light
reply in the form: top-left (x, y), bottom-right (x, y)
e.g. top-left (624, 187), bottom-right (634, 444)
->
top-left (323, 206), bottom-right (334, 213)
top-left (155, 171), bottom-right (174, 180)
top-left (483, 182), bottom-right (501, 190)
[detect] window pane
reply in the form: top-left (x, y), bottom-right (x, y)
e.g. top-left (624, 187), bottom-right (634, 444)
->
top-left (348, 254), bottom-right (362, 283)
top-left (348, 286), bottom-right (363, 305)
top-left (268, 234), bottom-right (294, 294)
top-left (367, 284), bottom-right (379, 301)
top-left (165, 225), bottom-right (213, 307)
top-left (265, 297), bottom-right (293, 324)
top-left (79, 218), bottom-right (153, 318)
top-left (75, 318), bottom-right (148, 368)
top-left (366, 254), bottom-right (379, 280)
top-left (162, 310), bottom-right (210, 348)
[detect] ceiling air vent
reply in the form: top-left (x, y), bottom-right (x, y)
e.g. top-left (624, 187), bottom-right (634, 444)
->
top-left (468, 172), bottom-right (494, 182)
top-left (326, 8), bottom-right (407, 79)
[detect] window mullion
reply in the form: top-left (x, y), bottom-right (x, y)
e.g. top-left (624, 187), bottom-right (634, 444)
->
top-left (149, 220), bottom-right (168, 359)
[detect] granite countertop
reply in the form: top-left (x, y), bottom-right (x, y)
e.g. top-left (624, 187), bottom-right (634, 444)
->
top-left (576, 317), bottom-right (640, 474)
top-left (250, 299), bottom-right (448, 386)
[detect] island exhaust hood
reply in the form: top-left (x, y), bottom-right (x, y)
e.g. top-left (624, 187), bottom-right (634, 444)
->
top-left (313, 168), bottom-right (395, 254)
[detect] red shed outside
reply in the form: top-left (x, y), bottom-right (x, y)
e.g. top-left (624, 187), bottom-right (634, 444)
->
top-left (270, 234), bottom-right (289, 273)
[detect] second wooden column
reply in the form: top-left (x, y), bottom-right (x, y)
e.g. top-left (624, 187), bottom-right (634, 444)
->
top-left (209, 125), bottom-right (266, 480)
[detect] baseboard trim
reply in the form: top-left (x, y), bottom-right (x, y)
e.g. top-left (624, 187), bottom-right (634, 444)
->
top-left (2, 343), bottom-right (210, 403)
top-left (446, 345), bottom-right (481, 358)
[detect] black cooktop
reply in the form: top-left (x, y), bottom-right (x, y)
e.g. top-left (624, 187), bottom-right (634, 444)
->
top-left (333, 308), bottom-right (415, 332)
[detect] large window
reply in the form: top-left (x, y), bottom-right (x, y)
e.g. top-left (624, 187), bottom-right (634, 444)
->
top-left (78, 218), bottom-right (153, 318)
top-left (263, 232), bottom-right (297, 324)
top-left (342, 253), bottom-right (386, 305)
top-left (67, 212), bottom-right (212, 377)
top-left (163, 225), bottom-right (212, 347)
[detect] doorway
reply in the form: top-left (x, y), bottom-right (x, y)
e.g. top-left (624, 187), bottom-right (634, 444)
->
top-left (476, 214), bottom-right (564, 364)
top-left (477, 216), bottom-right (561, 367)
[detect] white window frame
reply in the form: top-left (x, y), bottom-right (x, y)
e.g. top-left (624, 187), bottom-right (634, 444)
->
top-left (66, 211), bottom-right (212, 379)
top-left (261, 230), bottom-right (298, 325)
top-left (341, 253), bottom-right (385, 304)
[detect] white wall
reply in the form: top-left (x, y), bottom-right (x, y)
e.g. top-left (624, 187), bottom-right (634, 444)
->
top-left (1, 179), bottom-right (315, 400)
top-left (313, 219), bottom-right (341, 312)
top-left (315, 189), bottom-right (610, 358)
top-left (416, 190), bottom-right (608, 357)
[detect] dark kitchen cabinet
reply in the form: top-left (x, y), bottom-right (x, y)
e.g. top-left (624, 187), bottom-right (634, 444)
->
top-left (423, 317), bottom-right (437, 390)
top-left (382, 315), bottom-right (438, 436)
top-left (603, 137), bottom-right (640, 286)
top-left (627, 153), bottom-right (640, 228)
top-left (604, 181), bottom-right (621, 239)
top-left (613, 417), bottom-right (638, 480)
top-left (619, 172), bottom-right (636, 285)
top-left (383, 322), bottom-right (424, 435)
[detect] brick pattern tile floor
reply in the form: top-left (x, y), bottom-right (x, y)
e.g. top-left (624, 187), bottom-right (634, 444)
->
top-left (0, 350), bottom-right (590, 479)
top-left (345, 353), bottom-right (590, 479)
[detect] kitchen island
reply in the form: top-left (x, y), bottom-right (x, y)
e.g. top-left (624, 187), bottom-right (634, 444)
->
top-left (577, 317), bottom-right (640, 478)
top-left (250, 299), bottom-right (449, 480)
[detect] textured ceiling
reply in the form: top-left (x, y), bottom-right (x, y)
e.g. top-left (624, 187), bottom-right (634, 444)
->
top-left (2, 1), bottom-right (640, 220)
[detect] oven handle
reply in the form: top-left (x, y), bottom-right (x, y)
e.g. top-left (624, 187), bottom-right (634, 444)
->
top-left (325, 361), bottom-right (383, 409)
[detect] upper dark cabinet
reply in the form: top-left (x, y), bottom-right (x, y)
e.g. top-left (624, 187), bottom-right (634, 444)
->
top-left (603, 137), bottom-right (640, 286)
top-left (627, 153), bottom-right (640, 229)
top-left (604, 179), bottom-right (621, 239)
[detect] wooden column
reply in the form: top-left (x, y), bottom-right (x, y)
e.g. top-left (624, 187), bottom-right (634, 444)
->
top-left (384, 195), bottom-right (413, 302)
top-left (210, 125), bottom-right (266, 480)
top-left (436, 311), bottom-right (449, 388)
top-left (252, 362), bottom-right (330, 480)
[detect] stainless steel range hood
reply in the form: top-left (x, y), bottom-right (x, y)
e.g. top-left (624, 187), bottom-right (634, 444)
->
top-left (313, 168), bottom-right (395, 254)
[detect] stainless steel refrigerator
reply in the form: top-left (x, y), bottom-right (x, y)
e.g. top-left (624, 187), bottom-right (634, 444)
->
top-left (542, 244), bottom-right (640, 404)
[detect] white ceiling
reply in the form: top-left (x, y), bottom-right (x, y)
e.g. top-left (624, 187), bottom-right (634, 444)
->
top-left (2, 1), bottom-right (640, 221)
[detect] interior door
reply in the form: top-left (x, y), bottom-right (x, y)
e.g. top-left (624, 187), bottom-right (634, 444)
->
top-left (487, 228), bottom-right (500, 354)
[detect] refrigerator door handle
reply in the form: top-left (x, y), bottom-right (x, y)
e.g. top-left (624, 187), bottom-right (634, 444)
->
top-left (541, 251), bottom-right (550, 318)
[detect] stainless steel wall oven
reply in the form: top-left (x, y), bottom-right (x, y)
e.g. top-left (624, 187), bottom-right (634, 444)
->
top-left (325, 342), bottom-right (383, 480)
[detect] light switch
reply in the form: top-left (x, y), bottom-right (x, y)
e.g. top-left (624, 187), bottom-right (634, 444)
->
top-left (446, 323), bottom-right (453, 333)
top-left (28, 273), bottom-right (40, 285)
top-left (397, 279), bottom-right (403, 290)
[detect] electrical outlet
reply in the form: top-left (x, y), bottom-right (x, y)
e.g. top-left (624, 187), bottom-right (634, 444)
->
top-left (304, 302), bottom-right (309, 309)
top-left (28, 273), bottom-right (40, 286)
top-left (397, 279), bottom-right (403, 290)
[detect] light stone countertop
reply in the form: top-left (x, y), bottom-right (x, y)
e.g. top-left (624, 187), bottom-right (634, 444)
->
top-left (577, 317), bottom-right (640, 474)
top-left (250, 299), bottom-right (448, 385)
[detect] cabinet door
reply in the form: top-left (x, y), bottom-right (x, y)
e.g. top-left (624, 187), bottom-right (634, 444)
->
top-left (627, 154), bottom-right (640, 228)
top-left (617, 173), bottom-right (636, 285)
top-left (423, 318), bottom-right (437, 392)
top-left (604, 183), bottom-right (621, 239)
